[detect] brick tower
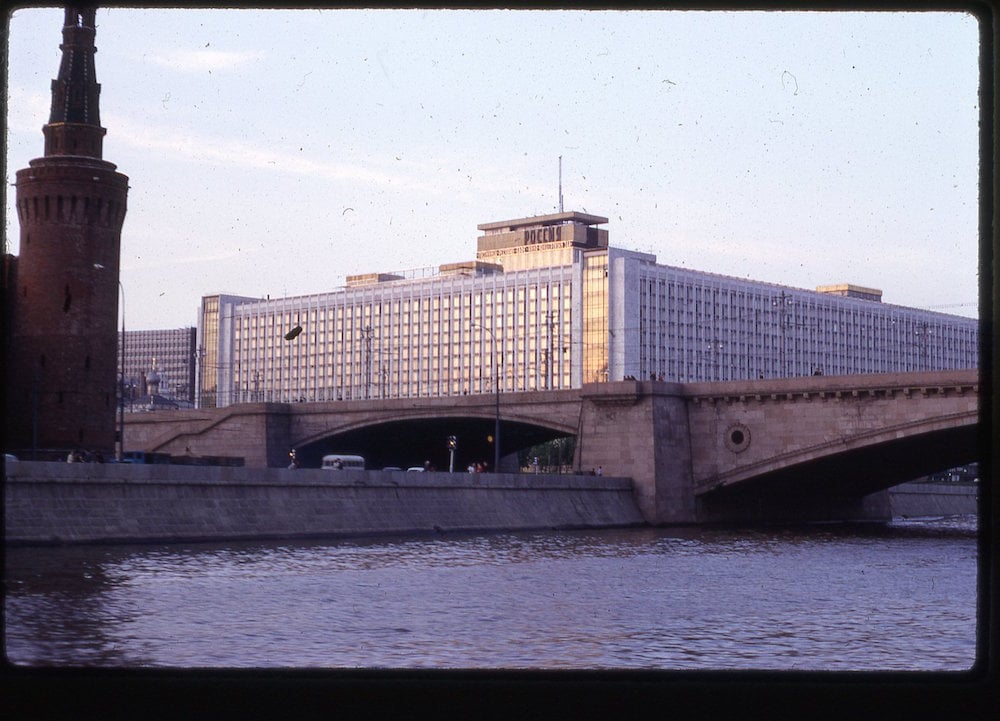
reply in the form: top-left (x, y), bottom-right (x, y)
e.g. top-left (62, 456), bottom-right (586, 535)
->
top-left (8, 6), bottom-right (129, 457)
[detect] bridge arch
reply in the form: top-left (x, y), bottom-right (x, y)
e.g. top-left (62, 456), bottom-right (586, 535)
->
top-left (695, 414), bottom-right (978, 522)
top-left (697, 409), bottom-right (978, 494)
top-left (290, 413), bottom-right (577, 471)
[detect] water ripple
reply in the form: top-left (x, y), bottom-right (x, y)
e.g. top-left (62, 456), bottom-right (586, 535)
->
top-left (4, 520), bottom-right (977, 670)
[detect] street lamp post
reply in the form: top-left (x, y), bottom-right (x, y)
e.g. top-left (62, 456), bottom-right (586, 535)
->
top-left (492, 347), bottom-right (500, 472)
top-left (474, 323), bottom-right (501, 472)
top-left (118, 280), bottom-right (125, 462)
top-left (95, 264), bottom-right (125, 461)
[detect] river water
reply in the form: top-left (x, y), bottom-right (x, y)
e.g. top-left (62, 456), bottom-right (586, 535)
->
top-left (4, 517), bottom-right (978, 671)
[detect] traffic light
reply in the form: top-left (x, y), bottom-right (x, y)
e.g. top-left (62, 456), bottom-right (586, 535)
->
top-left (447, 435), bottom-right (457, 450)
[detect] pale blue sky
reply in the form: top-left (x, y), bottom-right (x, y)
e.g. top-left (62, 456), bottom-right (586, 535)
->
top-left (5, 7), bottom-right (981, 329)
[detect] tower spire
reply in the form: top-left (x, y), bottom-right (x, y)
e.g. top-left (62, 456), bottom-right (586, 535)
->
top-left (43, 5), bottom-right (107, 158)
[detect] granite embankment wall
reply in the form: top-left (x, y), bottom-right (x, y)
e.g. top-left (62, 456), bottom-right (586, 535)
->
top-left (887, 482), bottom-right (979, 518)
top-left (4, 461), bottom-right (645, 545)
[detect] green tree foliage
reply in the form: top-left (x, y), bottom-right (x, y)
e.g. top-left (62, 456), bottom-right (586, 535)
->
top-left (519, 436), bottom-right (576, 473)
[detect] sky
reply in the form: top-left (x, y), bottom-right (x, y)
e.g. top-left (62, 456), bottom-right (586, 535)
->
top-left (5, 6), bottom-right (982, 329)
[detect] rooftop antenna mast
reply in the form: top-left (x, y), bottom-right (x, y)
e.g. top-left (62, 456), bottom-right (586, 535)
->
top-left (558, 156), bottom-right (564, 213)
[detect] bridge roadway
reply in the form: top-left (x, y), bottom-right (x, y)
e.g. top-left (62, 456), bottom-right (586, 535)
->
top-left (125, 369), bottom-right (979, 524)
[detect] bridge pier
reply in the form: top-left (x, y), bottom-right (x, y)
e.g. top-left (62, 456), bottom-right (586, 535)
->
top-left (577, 381), bottom-right (698, 524)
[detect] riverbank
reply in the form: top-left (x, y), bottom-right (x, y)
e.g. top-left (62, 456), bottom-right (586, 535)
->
top-left (3, 460), bottom-right (644, 545)
top-left (886, 481), bottom-right (978, 518)
top-left (4, 461), bottom-right (977, 546)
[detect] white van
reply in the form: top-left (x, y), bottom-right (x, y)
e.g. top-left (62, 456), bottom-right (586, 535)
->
top-left (321, 454), bottom-right (365, 470)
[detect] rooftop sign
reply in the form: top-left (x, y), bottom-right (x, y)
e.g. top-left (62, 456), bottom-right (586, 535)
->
top-left (477, 211), bottom-right (609, 255)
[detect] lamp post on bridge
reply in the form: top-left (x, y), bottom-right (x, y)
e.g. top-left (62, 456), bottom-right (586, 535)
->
top-left (118, 280), bottom-right (125, 462)
top-left (473, 323), bottom-right (501, 473)
top-left (95, 264), bottom-right (125, 461)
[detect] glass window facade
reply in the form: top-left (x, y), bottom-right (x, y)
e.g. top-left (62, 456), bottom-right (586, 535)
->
top-left (582, 251), bottom-right (609, 384)
top-left (212, 267), bottom-right (576, 405)
top-left (198, 295), bottom-right (220, 408)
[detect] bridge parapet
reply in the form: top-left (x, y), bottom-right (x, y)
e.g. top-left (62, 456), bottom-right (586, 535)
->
top-left (687, 381), bottom-right (979, 410)
top-left (682, 369), bottom-right (979, 404)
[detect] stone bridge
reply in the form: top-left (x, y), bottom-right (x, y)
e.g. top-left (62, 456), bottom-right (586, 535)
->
top-left (124, 369), bottom-right (979, 524)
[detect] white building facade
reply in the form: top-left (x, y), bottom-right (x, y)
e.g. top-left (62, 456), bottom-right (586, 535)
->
top-left (614, 251), bottom-right (977, 382)
top-left (197, 212), bottom-right (978, 408)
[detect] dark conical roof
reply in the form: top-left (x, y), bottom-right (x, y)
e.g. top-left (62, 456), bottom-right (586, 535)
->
top-left (43, 6), bottom-right (107, 158)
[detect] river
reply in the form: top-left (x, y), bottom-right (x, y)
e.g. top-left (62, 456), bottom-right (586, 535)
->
top-left (4, 516), bottom-right (978, 671)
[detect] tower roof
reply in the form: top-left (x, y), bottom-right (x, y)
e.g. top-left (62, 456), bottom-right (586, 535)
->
top-left (43, 6), bottom-right (107, 158)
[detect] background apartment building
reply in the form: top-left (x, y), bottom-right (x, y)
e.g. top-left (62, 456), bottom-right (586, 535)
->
top-left (118, 327), bottom-right (197, 409)
top-left (196, 212), bottom-right (978, 408)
